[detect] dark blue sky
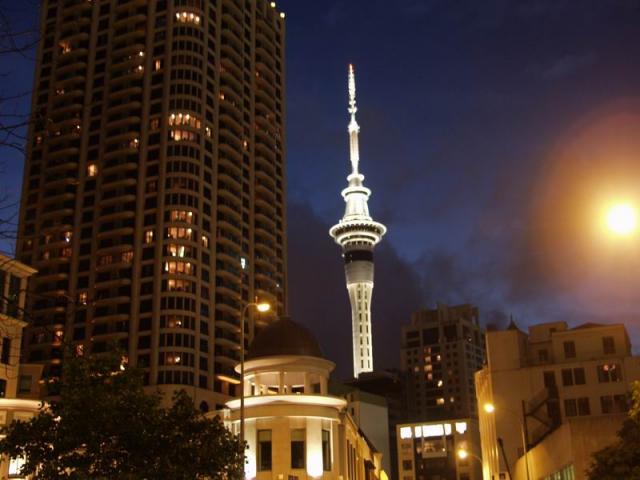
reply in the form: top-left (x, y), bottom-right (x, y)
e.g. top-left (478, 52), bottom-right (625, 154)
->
top-left (2, 1), bottom-right (640, 378)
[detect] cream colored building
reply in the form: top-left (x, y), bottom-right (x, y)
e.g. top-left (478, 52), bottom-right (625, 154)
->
top-left (216, 317), bottom-right (387, 480)
top-left (396, 419), bottom-right (482, 480)
top-left (476, 321), bottom-right (640, 480)
top-left (0, 255), bottom-right (43, 479)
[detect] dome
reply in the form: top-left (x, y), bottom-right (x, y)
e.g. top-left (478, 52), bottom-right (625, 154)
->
top-left (247, 317), bottom-right (323, 360)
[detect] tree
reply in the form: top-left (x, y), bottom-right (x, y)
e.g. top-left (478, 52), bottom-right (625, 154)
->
top-left (0, 350), bottom-right (243, 479)
top-left (586, 381), bottom-right (640, 479)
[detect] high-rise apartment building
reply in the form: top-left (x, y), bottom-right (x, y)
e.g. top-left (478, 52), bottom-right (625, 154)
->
top-left (17, 0), bottom-right (287, 409)
top-left (476, 321), bottom-right (640, 480)
top-left (401, 304), bottom-right (485, 421)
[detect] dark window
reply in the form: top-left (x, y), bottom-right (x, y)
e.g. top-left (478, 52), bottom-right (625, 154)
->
top-left (1, 337), bottom-right (10, 364)
top-left (322, 429), bottom-right (331, 471)
top-left (573, 368), bottom-right (586, 385)
top-left (577, 397), bottom-right (590, 415)
top-left (291, 429), bottom-right (305, 469)
top-left (258, 430), bottom-right (272, 471)
top-left (564, 398), bottom-right (577, 417)
top-left (561, 369), bottom-right (573, 386)
top-left (18, 375), bottom-right (32, 394)
top-left (0, 378), bottom-right (6, 397)
top-left (538, 349), bottom-right (549, 362)
top-left (344, 250), bottom-right (373, 264)
top-left (601, 395), bottom-right (613, 414)
top-left (563, 341), bottom-right (576, 359)
top-left (543, 371), bottom-right (556, 388)
top-left (402, 460), bottom-right (413, 471)
top-left (603, 336), bottom-right (615, 354)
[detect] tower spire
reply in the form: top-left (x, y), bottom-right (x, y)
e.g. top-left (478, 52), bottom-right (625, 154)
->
top-left (330, 64), bottom-right (387, 378)
top-left (348, 64), bottom-right (360, 176)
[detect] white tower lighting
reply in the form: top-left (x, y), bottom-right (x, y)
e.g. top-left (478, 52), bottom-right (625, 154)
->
top-left (330, 64), bottom-right (387, 378)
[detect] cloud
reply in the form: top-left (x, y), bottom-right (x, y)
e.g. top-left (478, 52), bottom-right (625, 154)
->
top-left (533, 52), bottom-right (598, 80)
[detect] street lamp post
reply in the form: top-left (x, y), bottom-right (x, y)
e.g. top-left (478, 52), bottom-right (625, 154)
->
top-left (239, 301), bottom-right (270, 478)
top-left (484, 403), bottom-right (531, 480)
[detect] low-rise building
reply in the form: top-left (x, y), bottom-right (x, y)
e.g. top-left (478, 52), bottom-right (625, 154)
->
top-left (0, 255), bottom-right (43, 479)
top-left (396, 418), bottom-right (482, 480)
top-left (217, 317), bottom-right (387, 480)
top-left (476, 320), bottom-right (640, 480)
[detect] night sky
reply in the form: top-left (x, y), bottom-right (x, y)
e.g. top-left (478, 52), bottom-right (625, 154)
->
top-left (2, 1), bottom-right (640, 379)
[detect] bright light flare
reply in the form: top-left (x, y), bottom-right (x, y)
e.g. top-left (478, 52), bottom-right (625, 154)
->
top-left (483, 403), bottom-right (495, 414)
top-left (256, 302), bottom-right (271, 313)
top-left (605, 203), bottom-right (638, 236)
top-left (457, 448), bottom-right (468, 460)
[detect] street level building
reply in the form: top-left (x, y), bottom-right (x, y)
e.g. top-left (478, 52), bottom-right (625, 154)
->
top-left (0, 255), bottom-right (44, 478)
top-left (17, 0), bottom-right (287, 409)
top-left (401, 304), bottom-right (485, 421)
top-left (396, 418), bottom-right (482, 480)
top-left (218, 316), bottom-right (387, 480)
top-left (329, 65), bottom-right (386, 378)
top-left (476, 321), bottom-right (640, 480)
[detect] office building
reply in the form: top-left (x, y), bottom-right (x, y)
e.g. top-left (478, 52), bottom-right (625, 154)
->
top-left (401, 304), bottom-right (485, 421)
top-left (476, 321), bottom-right (640, 480)
top-left (329, 65), bottom-right (386, 378)
top-left (396, 418), bottom-right (482, 480)
top-left (17, 0), bottom-right (287, 409)
top-left (218, 316), bottom-right (387, 480)
top-left (0, 255), bottom-right (44, 478)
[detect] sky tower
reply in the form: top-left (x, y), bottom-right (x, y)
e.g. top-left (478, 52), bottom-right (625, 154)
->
top-left (330, 65), bottom-right (387, 378)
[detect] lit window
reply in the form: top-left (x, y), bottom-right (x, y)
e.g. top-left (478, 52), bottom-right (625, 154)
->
top-left (175, 11), bottom-right (201, 24)
top-left (64, 231), bottom-right (72, 242)
top-left (76, 344), bottom-right (84, 356)
top-left (201, 235), bottom-right (209, 247)
top-left (55, 88), bottom-right (65, 95)
top-left (150, 118), bottom-right (160, 130)
top-left (87, 163), bottom-right (98, 177)
top-left (144, 230), bottom-right (154, 244)
top-left (129, 138), bottom-right (140, 149)
top-left (98, 254), bottom-right (113, 266)
top-left (167, 227), bottom-right (193, 240)
top-left (166, 353), bottom-right (181, 365)
top-left (436, 398), bottom-right (445, 405)
top-left (167, 317), bottom-right (183, 328)
top-left (168, 112), bottom-right (201, 128)
top-left (8, 457), bottom-right (25, 476)
top-left (168, 279), bottom-right (190, 292)
top-left (53, 330), bottom-right (64, 344)
top-left (164, 261), bottom-right (194, 275)
top-left (78, 292), bottom-right (88, 305)
top-left (59, 40), bottom-right (71, 54)
top-left (154, 59), bottom-right (162, 71)
top-left (399, 427), bottom-right (412, 439)
top-left (121, 251), bottom-right (133, 263)
top-left (170, 210), bottom-right (194, 223)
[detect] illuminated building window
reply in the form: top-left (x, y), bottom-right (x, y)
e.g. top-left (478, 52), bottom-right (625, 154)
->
top-left (59, 40), bottom-right (71, 54)
top-left (64, 231), bottom-right (72, 242)
top-left (175, 11), bottom-right (201, 24)
top-left (121, 251), bottom-right (133, 263)
top-left (436, 398), bottom-right (445, 405)
top-left (53, 330), bottom-right (64, 344)
top-left (165, 353), bottom-right (181, 365)
top-left (164, 261), bottom-right (194, 275)
top-left (76, 344), bottom-right (84, 356)
top-left (170, 210), bottom-right (194, 223)
top-left (8, 457), bottom-right (25, 476)
top-left (167, 227), bottom-right (193, 240)
top-left (87, 163), bottom-right (98, 177)
top-left (168, 244), bottom-right (186, 257)
top-left (78, 292), bottom-right (88, 305)
top-left (290, 429), bottom-right (305, 469)
top-left (98, 254), bottom-right (113, 265)
top-left (205, 126), bottom-right (212, 137)
top-left (154, 59), bottom-right (162, 71)
top-left (597, 363), bottom-right (622, 383)
top-left (201, 235), bottom-right (209, 248)
top-left (168, 112), bottom-right (201, 128)
top-left (167, 279), bottom-right (191, 292)
top-left (129, 138), bottom-right (140, 149)
top-left (170, 129), bottom-right (198, 142)
top-left (150, 118), bottom-right (160, 130)
top-left (258, 430), bottom-right (272, 471)
top-left (167, 317), bottom-right (183, 328)
top-left (144, 230), bottom-right (154, 244)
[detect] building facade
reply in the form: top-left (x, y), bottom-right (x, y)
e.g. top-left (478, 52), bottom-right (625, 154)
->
top-left (218, 317), bottom-right (387, 480)
top-left (396, 419), bottom-right (482, 480)
top-left (0, 255), bottom-right (44, 479)
top-left (401, 304), bottom-right (485, 421)
top-left (476, 321), bottom-right (640, 480)
top-left (18, 0), bottom-right (287, 409)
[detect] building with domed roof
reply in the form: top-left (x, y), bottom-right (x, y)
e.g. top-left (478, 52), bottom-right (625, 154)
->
top-left (215, 316), bottom-right (387, 480)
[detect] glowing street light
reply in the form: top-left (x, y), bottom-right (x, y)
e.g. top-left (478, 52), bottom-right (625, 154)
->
top-left (483, 403), bottom-right (495, 414)
top-left (457, 448), bottom-right (469, 460)
top-left (605, 202), bottom-right (638, 236)
top-left (483, 402), bottom-right (530, 480)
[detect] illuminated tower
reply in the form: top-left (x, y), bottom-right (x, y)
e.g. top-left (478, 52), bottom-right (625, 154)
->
top-left (330, 65), bottom-right (386, 378)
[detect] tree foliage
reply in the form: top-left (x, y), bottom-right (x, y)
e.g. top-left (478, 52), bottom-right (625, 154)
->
top-left (586, 381), bottom-right (640, 480)
top-left (0, 351), bottom-right (243, 479)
